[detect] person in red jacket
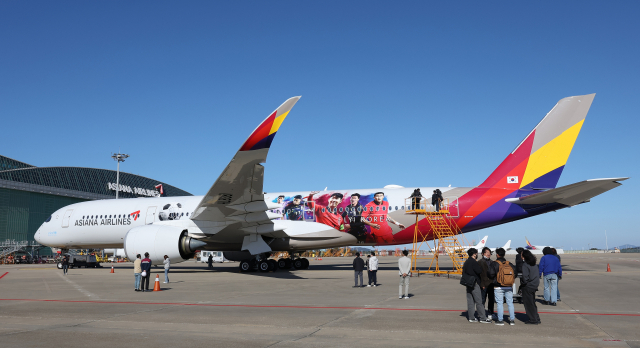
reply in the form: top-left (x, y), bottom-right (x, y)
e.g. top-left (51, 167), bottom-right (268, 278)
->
top-left (307, 191), bottom-right (345, 230)
top-left (362, 192), bottom-right (405, 243)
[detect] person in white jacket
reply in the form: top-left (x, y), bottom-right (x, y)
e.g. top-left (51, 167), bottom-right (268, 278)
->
top-left (367, 252), bottom-right (379, 287)
top-left (163, 255), bottom-right (171, 284)
top-left (398, 250), bottom-right (411, 299)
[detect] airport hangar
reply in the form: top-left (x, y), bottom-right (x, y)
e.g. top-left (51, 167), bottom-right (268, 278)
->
top-left (0, 155), bottom-right (191, 255)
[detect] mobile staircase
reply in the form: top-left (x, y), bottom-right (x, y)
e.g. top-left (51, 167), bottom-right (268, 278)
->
top-left (404, 197), bottom-right (470, 276)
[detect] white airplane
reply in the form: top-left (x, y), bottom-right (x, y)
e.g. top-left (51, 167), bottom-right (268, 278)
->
top-left (525, 237), bottom-right (564, 254)
top-left (490, 240), bottom-right (512, 253)
top-left (442, 235), bottom-right (488, 254)
top-left (35, 95), bottom-right (623, 272)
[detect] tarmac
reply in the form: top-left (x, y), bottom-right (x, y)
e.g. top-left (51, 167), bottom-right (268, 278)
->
top-left (0, 253), bottom-right (639, 348)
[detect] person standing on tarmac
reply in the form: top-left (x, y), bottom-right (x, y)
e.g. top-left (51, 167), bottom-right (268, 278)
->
top-left (552, 248), bottom-right (561, 302)
top-left (133, 254), bottom-right (142, 292)
top-left (539, 247), bottom-right (562, 306)
top-left (140, 252), bottom-right (152, 292)
top-left (62, 255), bottom-right (69, 275)
top-left (521, 250), bottom-right (541, 324)
top-left (353, 252), bottom-right (365, 288)
top-left (207, 254), bottom-right (213, 269)
top-left (462, 248), bottom-right (491, 323)
top-left (478, 247), bottom-right (495, 319)
top-left (367, 251), bottom-right (379, 287)
top-left (488, 248), bottom-right (517, 325)
top-left (398, 250), bottom-right (411, 299)
top-left (163, 255), bottom-right (171, 284)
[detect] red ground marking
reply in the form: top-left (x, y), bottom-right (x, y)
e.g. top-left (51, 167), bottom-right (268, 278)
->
top-left (0, 298), bottom-right (639, 317)
top-left (0, 272), bottom-right (8, 279)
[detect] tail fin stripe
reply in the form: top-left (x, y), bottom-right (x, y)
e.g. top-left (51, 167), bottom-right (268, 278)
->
top-left (520, 119), bottom-right (584, 188)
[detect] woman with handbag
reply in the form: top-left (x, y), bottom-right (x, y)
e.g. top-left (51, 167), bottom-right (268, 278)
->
top-left (462, 248), bottom-right (491, 323)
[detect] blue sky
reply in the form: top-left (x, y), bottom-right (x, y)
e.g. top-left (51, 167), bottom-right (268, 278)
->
top-left (1, 1), bottom-right (638, 249)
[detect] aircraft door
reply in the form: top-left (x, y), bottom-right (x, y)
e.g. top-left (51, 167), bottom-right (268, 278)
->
top-left (61, 209), bottom-right (74, 228)
top-left (145, 206), bottom-right (157, 224)
top-left (446, 197), bottom-right (459, 218)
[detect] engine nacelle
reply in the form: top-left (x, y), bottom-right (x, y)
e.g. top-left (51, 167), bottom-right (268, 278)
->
top-left (124, 225), bottom-right (205, 264)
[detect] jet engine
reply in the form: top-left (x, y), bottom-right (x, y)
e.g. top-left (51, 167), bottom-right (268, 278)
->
top-left (124, 225), bottom-right (206, 264)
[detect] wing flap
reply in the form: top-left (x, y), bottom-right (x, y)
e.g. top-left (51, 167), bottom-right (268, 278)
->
top-left (505, 177), bottom-right (628, 206)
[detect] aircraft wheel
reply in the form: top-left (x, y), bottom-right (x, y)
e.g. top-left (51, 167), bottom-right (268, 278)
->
top-left (258, 260), bottom-right (270, 272)
top-left (277, 259), bottom-right (287, 269)
top-left (57, 262), bottom-right (63, 269)
top-left (293, 259), bottom-right (303, 269)
top-left (267, 259), bottom-right (277, 272)
top-left (239, 260), bottom-right (251, 272)
top-left (301, 258), bottom-right (309, 269)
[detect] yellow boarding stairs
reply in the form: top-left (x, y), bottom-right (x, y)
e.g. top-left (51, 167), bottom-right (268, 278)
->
top-left (404, 197), bottom-right (471, 275)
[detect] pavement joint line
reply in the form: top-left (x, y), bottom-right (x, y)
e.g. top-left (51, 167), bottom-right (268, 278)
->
top-left (56, 272), bottom-right (99, 299)
top-left (1, 298), bottom-right (639, 317)
top-left (0, 272), bottom-right (8, 279)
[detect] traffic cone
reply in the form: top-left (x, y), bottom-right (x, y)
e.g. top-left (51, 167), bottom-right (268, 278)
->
top-left (110, 266), bottom-right (114, 273)
top-left (153, 274), bottom-right (162, 291)
top-left (607, 263), bottom-right (611, 272)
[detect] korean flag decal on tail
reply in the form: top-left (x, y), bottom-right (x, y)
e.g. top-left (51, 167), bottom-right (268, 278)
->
top-left (507, 176), bottom-right (519, 184)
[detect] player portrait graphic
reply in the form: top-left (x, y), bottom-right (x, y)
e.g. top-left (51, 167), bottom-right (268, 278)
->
top-left (361, 192), bottom-right (405, 243)
top-left (271, 190), bottom-right (408, 244)
top-left (284, 195), bottom-right (305, 221)
top-left (342, 193), bottom-right (380, 243)
top-left (307, 191), bottom-right (345, 230)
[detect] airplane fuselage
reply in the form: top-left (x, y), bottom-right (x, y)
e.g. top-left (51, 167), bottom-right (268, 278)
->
top-left (35, 186), bottom-right (565, 251)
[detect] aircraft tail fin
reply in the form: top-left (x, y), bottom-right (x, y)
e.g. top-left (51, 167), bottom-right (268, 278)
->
top-left (525, 236), bottom-right (536, 250)
top-left (479, 94), bottom-right (595, 190)
top-left (502, 240), bottom-right (511, 251)
top-left (475, 236), bottom-right (488, 249)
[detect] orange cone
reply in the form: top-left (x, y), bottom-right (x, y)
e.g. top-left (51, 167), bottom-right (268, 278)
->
top-left (110, 266), bottom-right (114, 273)
top-left (607, 263), bottom-right (612, 272)
top-left (153, 274), bottom-right (162, 291)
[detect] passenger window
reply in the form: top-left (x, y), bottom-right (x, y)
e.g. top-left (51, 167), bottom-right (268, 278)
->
top-left (395, 206), bottom-right (398, 211)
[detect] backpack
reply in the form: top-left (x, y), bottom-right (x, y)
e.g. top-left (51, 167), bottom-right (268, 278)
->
top-left (496, 260), bottom-right (515, 286)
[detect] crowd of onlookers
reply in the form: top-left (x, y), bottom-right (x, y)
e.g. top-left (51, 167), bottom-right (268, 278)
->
top-left (352, 246), bottom-right (563, 325)
top-left (462, 246), bottom-right (563, 325)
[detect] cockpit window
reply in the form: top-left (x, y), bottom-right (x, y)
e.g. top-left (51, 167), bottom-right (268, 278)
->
top-left (45, 216), bottom-right (52, 223)
top-left (163, 204), bottom-right (171, 210)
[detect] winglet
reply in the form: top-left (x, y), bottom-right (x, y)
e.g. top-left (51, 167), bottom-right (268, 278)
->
top-left (240, 97), bottom-right (301, 151)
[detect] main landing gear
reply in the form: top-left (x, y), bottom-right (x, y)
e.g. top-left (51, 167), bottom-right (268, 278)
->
top-left (239, 254), bottom-right (309, 273)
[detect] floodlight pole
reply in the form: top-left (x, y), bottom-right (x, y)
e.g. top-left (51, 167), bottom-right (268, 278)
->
top-left (605, 230), bottom-right (608, 252)
top-left (111, 152), bottom-right (129, 199)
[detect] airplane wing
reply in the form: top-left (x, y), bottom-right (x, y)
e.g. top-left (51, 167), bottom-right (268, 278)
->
top-left (189, 98), bottom-right (301, 255)
top-left (505, 177), bottom-right (628, 206)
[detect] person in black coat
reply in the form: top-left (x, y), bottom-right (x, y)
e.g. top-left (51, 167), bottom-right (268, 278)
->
top-left (515, 247), bottom-right (524, 275)
top-left (410, 189), bottom-right (423, 210)
top-left (352, 252), bottom-right (365, 288)
top-left (521, 250), bottom-right (541, 324)
top-left (462, 248), bottom-right (490, 323)
top-left (478, 247), bottom-right (495, 318)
